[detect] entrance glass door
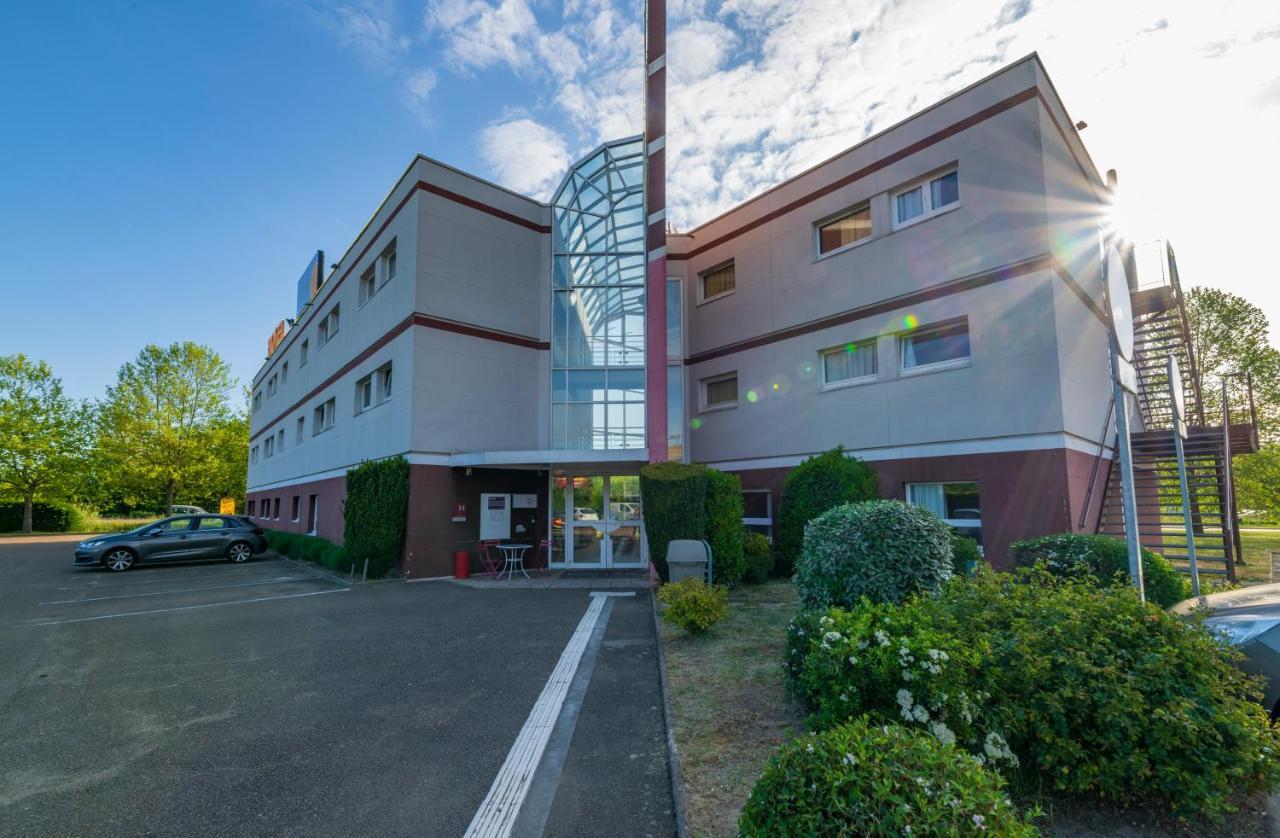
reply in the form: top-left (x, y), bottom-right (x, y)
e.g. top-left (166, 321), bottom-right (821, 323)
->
top-left (551, 473), bottom-right (644, 569)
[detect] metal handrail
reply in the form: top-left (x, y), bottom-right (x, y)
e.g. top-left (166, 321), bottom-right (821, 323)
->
top-left (1080, 398), bottom-right (1116, 530)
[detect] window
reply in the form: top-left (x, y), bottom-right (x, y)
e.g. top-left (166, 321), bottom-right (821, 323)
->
top-left (893, 169), bottom-right (960, 228)
top-left (267, 375), bottom-right (277, 397)
top-left (702, 373), bottom-right (738, 410)
top-left (901, 320), bottom-right (970, 372)
top-left (291, 496), bottom-right (300, 522)
top-left (906, 482), bottom-right (982, 546)
top-left (300, 339), bottom-right (309, 367)
top-left (359, 266), bottom-right (376, 306)
top-left (382, 244), bottom-right (396, 285)
top-left (699, 262), bottom-right (735, 302)
top-left (264, 435), bottom-right (274, 458)
top-left (273, 497), bottom-right (281, 520)
top-left (277, 429), bottom-right (285, 452)
top-left (295, 416), bottom-right (305, 445)
top-left (250, 445), bottom-right (259, 464)
top-left (318, 306), bottom-right (340, 345)
top-left (281, 362), bottom-right (288, 385)
top-left (821, 338), bottom-right (878, 386)
top-left (253, 391), bottom-right (261, 412)
top-left (198, 517), bottom-right (230, 530)
top-left (354, 363), bottom-right (392, 415)
top-left (742, 489), bottom-right (772, 539)
top-left (817, 205), bottom-right (871, 255)
top-left (313, 397), bottom-right (336, 434)
top-left (248, 499), bottom-right (256, 516)
top-left (307, 494), bottom-right (319, 535)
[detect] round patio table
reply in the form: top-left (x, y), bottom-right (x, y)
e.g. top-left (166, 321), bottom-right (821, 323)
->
top-left (496, 543), bottom-right (531, 581)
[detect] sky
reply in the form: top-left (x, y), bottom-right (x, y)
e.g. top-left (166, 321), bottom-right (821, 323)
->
top-left (2, 0), bottom-right (1278, 401)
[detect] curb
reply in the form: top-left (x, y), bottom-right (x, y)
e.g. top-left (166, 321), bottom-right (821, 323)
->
top-left (271, 552), bottom-right (355, 587)
top-left (650, 587), bottom-right (690, 838)
top-left (1267, 791), bottom-right (1280, 838)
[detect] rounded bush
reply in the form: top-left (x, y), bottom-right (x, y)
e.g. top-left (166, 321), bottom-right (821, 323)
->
top-left (742, 532), bottom-right (773, 584)
top-left (1010, 533), bottom-right (1189, 607)
top-left (949, 533), bottom-right (982, 577)
top-left (657, 578), bottom-right (728, 635)
top-left (795, 500), bottom-right (953, 609)
top-left (740, 718), bottom-right (1035, 837)
top-left (774, 447), bottom-right (878, 577)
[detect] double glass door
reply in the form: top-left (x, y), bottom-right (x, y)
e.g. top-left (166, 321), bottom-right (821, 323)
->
top-left (552, 474), bottom-right (644, 568)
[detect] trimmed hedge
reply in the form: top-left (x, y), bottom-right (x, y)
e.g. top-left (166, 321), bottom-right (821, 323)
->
top-left (640, 462), bottom-right (708, 581)
top-left (740, 718), bottom-right (1035, 837)
top-left (795, 500), bottom-right (953, 609)
top-left (1010, 533), bottom-right (1190, 607)
top-left (704, 468), bottom-right (745, 584)
top-left (0, 501), bottom-right (83, 533)
top-left (743, 532), bottom-right (773, 584)
top-left (342, 456), bottom-right (410, 578)
top-left (265, 529), bottom-right (347, 571)
top-left (774, 446), bottom-right (878, 577)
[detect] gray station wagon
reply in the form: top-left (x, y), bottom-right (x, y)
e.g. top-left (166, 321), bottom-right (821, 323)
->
top-left (74, 515), bottom-right (268, 572)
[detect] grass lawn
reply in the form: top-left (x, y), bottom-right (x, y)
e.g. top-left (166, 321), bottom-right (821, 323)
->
top-left (1238, 528), bottom-right (1280, 586)
top-left (658, 579), bottom-right (802, 837)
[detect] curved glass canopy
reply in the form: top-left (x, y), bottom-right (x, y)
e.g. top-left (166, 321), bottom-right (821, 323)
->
top-left (550, 138), bottom-right (647, 450)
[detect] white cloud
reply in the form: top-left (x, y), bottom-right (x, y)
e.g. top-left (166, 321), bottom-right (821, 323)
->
top-left (425, 0), bottom-right (539, 73)
top-left (479, 117), bottom-right (571, 198)
top-left (328, 1), bottom-right (409, 71)
top-left (404, 67), bottom-right (438, 107)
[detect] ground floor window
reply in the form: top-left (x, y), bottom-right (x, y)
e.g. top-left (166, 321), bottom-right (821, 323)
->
top-left (905, 481), bottom-right (982, 547)
top-left (550, 472), bottom-right (645, 569)
top-left (742, 489), bottom-right (772, 540)
top-left (248, 499), bottom-right (256, 517)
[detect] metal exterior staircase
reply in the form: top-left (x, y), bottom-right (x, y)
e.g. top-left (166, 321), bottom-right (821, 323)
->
top-left (1090, 241), bottom-right (1257, 582)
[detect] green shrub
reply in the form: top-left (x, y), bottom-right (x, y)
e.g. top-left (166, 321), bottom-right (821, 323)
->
top-left (657, 578), bottom-right (728, 635)
top-left (795, 500), bottom-right (952, 609)
top-left (787, 570), bottom-right (1280, 821)
top-left (265, 529), bottom-right (347, 571)
top-left (0, 501), bottom-right (78, 532)
top-left (1010, 533), bottom-right (1190, 607)
top-left (950, 532), bottom-right (982, 577)
top-left (342, 456), bottom-right (410, 578)
top-left (640, 462), bottom-right (708, 581)
top-left (704, 469), bottom-right (745, 584)
top-left (774, 447), bottom-right (878, 577)
top-left (742, 532), bottom-right (773, 584)
top-left (740, 718), bottom-right (1035, 837)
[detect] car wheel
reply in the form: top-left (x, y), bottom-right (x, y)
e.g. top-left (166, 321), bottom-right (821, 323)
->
top-left (103, 549), bottom-right (135, 572)
top-left (227, 542), bottom-right (254, 563)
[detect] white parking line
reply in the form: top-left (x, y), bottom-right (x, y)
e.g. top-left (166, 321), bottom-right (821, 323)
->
top-left (57, 565), bottom-right (289, 590)
top-left (40, 576), bottom-right (306, 605)
top-left (464, 591), bottom-right (634, 838)
top-left (19, 588), bottom-right (350, 627)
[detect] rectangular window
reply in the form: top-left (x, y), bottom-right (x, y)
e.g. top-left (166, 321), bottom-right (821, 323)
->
top-left (277, 429), bottom-right (284, 451)
top-left (248, 499), bottom-right (256, 516)
top-left (313, 397), bottom-right (335, 434)
top-left (817, 205), bottom-right (871, 255)
top-left (699, 262), bottom-right (735, 302)
top-left (356, 376), bottom-right (373, 413)
top-left (253, 391), bottom-right (261, 411)
top-left (267, 375), bottom-right (277, 397)
top-left (901, 320), bottom-right (970, 371)
top-left (318, 306), bottom-right (340, 345)
top-left (702, 373), bottom-right (738, 410)
top-left (295, 416), bottom-right (305, 445)
top-left (821, 338), bottom-right (878, 386)
top-left (380, 364), bottom-right (392, 400)
top-left (359, 266), bottom-right (376, 305)
top-left (666, 279), bottom-right (683, 360)
top-left (281, 362), bottom-right (288, 385)
top-left (906, 481), bottom-right (982, 546)
top-left (742, 489), bottom-right (772, 540)
top-left (273, 497), bottom-right (281, 520)
top-left (300, 339), bottom-right (309, 367)
top-left (355, 362), bottom-right (392, 415)
top-left (380, 242), bottom-right (396, 286)
top-left (250, 446), bottom-right (258, 464)
top-left (264, 436), bottom-right (274, 458)
top-left (291, 496), bottom-right (300, 522)
top-left (893, 168), bottom-right (960, 228)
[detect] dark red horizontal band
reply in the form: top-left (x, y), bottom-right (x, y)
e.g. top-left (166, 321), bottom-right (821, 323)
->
top-left (254, 179), bottom-right (548, 389)
top-left (684, 253), bottom-right (1105, 366)
top-left (250, 313), bottom-right (547, 443)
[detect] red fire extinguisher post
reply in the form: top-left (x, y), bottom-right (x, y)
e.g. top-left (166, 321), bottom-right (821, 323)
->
top-left (453, 550), bottom-right (470, 579)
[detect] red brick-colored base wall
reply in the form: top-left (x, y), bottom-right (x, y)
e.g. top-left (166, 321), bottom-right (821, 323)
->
top-left (246, 475), bottom-right (347, 545)
top-left (727, 446), bottom-right (1112, 570)
top-left (403, 465), bottom-right (550, 579)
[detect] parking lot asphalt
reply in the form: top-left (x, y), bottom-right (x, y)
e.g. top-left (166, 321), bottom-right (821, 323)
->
top-left (0, 539), bottom-right (675, 837)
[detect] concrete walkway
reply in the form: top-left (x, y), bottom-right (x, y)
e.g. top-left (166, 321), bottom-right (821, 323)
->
top-left (452, 570), bottom-right (653, 590)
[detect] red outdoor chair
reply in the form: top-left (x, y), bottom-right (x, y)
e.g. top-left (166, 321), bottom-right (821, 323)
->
top-left (477, 541), bottom-right (503, 578)
top-left (528, 539), bottom-right (551, 571)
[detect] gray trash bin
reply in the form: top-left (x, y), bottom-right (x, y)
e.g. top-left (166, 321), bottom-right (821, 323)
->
top-left (667, 539), bottom-right (712, 583)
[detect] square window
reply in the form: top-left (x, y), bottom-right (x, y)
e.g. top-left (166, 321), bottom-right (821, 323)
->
top-left (702, 373), bottom-right (738, 409)
top-left (817, 205), bottom-right (871, 255)
top-left (821, 338), bottom-right (878, 385)
top-left (902, 320), bottom-right (970, 370)
top-left (699, 263), bottom-right (735, 302)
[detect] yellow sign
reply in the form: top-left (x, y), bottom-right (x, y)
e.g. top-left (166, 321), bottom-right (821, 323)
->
top-left (266, 320), bottom-right (288, 356)
top-left (219, 497), bottom-right (236, 515)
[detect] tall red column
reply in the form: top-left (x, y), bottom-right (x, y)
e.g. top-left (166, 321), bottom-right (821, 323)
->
top-left (644, 0), bottom-right (669, 462)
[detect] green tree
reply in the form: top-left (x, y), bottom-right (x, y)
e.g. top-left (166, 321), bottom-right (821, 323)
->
top-left (0, 355), bottom-right (89, 532)
top-left (1186, 286), bottom-right (1280, 439)
top-left (1235, 446), bottom-right (1280, 520)
top-left (774, 446), bottom-right (879, 577)
top-left (96, 342), bottom-right (240, 511)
